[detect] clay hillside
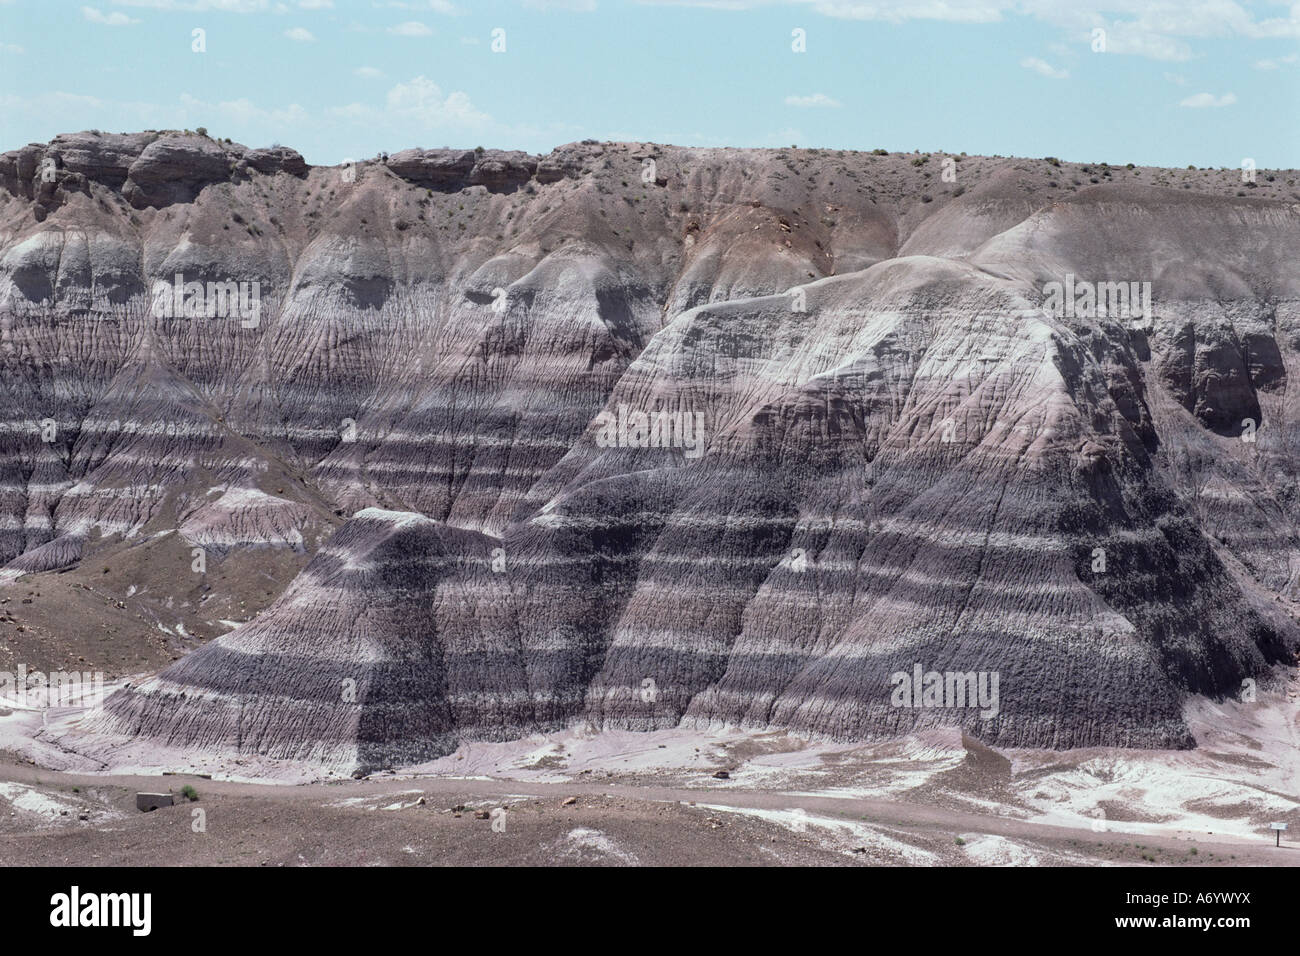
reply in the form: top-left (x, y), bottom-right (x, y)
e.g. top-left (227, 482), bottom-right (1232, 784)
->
top-left (2, 130), bottom-right (1299, 774)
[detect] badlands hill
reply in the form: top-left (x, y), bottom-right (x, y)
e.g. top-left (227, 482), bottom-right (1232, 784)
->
top-left (1, 130), bottom-right (1298, 774)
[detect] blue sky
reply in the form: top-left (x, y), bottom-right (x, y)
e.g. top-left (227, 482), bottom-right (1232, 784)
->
top-left (1, 1), bottom-right (1298, 168)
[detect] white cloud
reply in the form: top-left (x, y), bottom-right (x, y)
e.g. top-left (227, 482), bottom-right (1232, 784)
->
top-left (0, 42), bottom-right (23, 54)
top-left (1179, 91), bottom-right (1237, 108)
top-left (637, 1), bottom-right (1300, 60)
top-left (371, 0), bottom-right (457, 10)
top-left (1020, 56), bottom-right (1068, 79)
top-left (388, 20), bottom-right (432, 35)
top-left (0, 89), bottom-right (180, 131)
top-left (353, 66), bottom-right (383, 77)
top-left (1098, 24), bottom-right (1192, 62)
top-left (809, 1), bottom-right (1002, 23)
top-left (783, 92), bottom-right (841, 107)
top-left (298, 0), bottom-right (332, 8)
top-left (0, 87), bottom-right (307, 152)
top-left (283, 26), bottom-right (315, 41)
top-left (179, 92), bottom-right (309, 127)
top-left (522, 0), bottom-right (597, 9)
top-left (1255, 53), bottom-right (1299, 69)
top-left (329, 75), bottom-right (490, 133)
top-left (82, 5), bottom-right (139, 24)
top-left (384, 75), bottom-right (487, 124)
top-left (108, 0), bottom-right (273, 10)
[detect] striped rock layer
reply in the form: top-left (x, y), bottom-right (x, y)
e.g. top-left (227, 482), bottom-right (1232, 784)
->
top-left (2, 133), bottom-right (1298, 773)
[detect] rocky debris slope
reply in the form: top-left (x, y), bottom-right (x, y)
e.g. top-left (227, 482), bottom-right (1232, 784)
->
top-left (1, 132), bottom-right (1297, 773)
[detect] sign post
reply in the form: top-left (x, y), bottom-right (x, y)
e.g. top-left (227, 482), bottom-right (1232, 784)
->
top-left (1270, 822), bottom-right (1287, 847)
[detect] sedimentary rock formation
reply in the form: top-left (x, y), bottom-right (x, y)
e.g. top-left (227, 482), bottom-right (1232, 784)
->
top-left (1, 131), bottom-right (1297, 773)
top-left (89, 509), bottom-right (496, 773)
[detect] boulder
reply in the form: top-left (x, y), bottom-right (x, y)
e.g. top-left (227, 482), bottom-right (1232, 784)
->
top-left (45, 131), bottom-right (155, 188)
top-left (122, 136), bottom-right (233, 208)
top-left (386, 148), bottom-right (476, 189)
top-left (244, 146), bottom-right (308, 177)
top-left (468, 150), bottom-right (536, 192)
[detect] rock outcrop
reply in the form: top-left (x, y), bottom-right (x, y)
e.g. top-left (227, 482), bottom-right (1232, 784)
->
top-left (1, 132), bottom-right (1297, 774)
top-left (83, 509), bottom-right (494, 774)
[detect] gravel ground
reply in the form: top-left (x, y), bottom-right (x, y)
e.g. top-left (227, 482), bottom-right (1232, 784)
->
top-left (0, 754), bottom-right (1293, 867)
